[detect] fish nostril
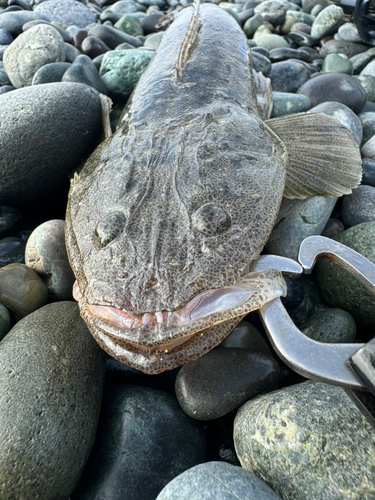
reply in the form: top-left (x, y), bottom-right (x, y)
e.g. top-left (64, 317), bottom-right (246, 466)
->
top-left (145, 276), bottom-right (158, 289)
top-left (118, 271), bottom-right (128, 279)
top-left (95, 211), bottom-right (126, 248)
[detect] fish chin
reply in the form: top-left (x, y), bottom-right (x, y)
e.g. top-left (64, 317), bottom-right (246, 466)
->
top-left (74, 269), bottom-right (287, 374)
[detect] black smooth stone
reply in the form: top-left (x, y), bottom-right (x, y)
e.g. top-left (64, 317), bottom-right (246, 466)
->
top-left (252, 51), bottom-right (271, 76)
top-left (251, 46), bottom-right (269, 57)
top-left (105, 358), bottom-right (156, 387)
top-left (92, 53), bottom-right (104, 70)
top-left (81, 35), bottom-right (111, 58)
top-left (32, 62), bottom-right (71, 85)
top-left (0, 29), bottom-right (13, 45)
top-left (297, 73), bottom-right (367, 114)
top-left (72, 28), bottom-right (88, 51)
top-left (269, 59), bottom-right (312, 93)
top-left (205, 411), bottom-right (240, 466)
top-left (8, 0), bottom-right (31, 9)
top-left (237, 7), bottom-right (255, 24)
top-left (0, 11), bottom-right (49, 35)
top-left (288, 30), bottom-right (319, 47)
top-left (0, 236), bottom-right (25, 267)
top-left (362, 158), bottom-right (375, 187)
top-left (297, 46), bottom-right (319, 58)
top-left (281, 276), bottom-right (304, 309)
top-left (64, 42), bottom-right (82, 63)
top-left (175, 348), bottom-right (280, 420)
top-left (99, 11), bottom-right (123, 24)
top-left (269, 47), bottom-right (312, 63)
top-left (62, 54), bottom-right (108, 94)
top-left (141, 13), bottom-right (163, 35)
top-left (71, 385), bottom-right (206, 500)
top-left (22, 19), bottom-right (72, 43)
top-left (320, 39), bottom-right (368, 59)
top-left (88, 24), bottom-right (143, 49)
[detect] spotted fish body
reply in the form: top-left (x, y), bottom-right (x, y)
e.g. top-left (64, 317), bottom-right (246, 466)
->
top-left (66, 3), bottom-right (361, 373)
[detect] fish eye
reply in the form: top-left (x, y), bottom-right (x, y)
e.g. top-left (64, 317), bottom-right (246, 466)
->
top-left (191, 203), bottom-right (231, 236)
top-left (95, 211), bottom-right (126, 247)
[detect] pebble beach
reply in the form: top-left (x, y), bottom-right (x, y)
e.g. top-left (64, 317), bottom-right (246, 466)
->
top-left (0, 0), bottom-right (375, 498)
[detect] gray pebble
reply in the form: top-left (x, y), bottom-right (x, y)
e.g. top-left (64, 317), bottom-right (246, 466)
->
top-left (322, 53), bottom-right (353, 74)
top-left (0, 11), bottom-right (49, 36)
top-left (361, 134), bottom-right (375, 160)
top-left (307, 101), bottom-right (362, 146)
top-left (320, 39), bottom-right (369, 59)
top-left (310, 4), bottom-right (323, 15)
top-left (31, 61), bottom-right (71, 84)
top-left (302, 307), bottom-right (356, 343)
top-left (264, 196), bottom-right (337, 260)
top-left (34, 0), bottom-right (97, 29)
top-left (350, 47), bottom-right (375, 74)
top-left (254, 0), bottom-right (289, 26)
top-left (0, 303), bottom-right (11, 341)
top-left (234, 381), bottom-right (375, 500)
top-left (360, 112), bottom-right (375, 144)
top-left (0, 301), bottom-right (105, 499)
top-left (271, 91), bottom-right (311, 117)
top-left (3, 24), bottom-right (65, 88)
top-left (22, 19), bottom-right (72, 43)
top-left (362, 158), bottom-right (375, 187)
top-left (0, 28), bottom-right (13, 45)
top-left (25, 219), bottom-right (75, 301)
top-left (252, 51), bottom-right (271, 75)
top-left (62, 54), bottom-right (108, 94)
top-left (337, 22), bottom-right (362, 43)
top-left (155, 462), bottom-right (282, 500)
top-left (114, 13), bottom-right (144, 36)
top-left (243, 13), bottom-right (264, 38)
top-left (360, 58), bottom-right (375, 78)
top-left (144, 31), bottom-right (163, 49)
top-left (268, 59), bottom-right (312, 92)
top-left (311, 4), bottom-right (345, 38)
top-left (64, 41), bottom-right (82, 63)
top-left (220, 320), bottom-right (272, 355)
top-left (357, 74), bottom-right (375, 102)
top-left (302, 0), bottom-right (331, 14)
top-left (341, 185), bottom-right (375, 227)
top-left (321, 217), bottom-right (344, 238)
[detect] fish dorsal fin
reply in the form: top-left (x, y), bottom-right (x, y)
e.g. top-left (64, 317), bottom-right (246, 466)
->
top-left (174, 0), bottom-right (201, 82)
top-left (252, 69), bottom-right (273, 120)
top-left (265, 112), bottom-right (362, 199)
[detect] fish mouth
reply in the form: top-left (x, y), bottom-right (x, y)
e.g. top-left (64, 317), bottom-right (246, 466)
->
top-left (74, 269), bottom-right (286, 374)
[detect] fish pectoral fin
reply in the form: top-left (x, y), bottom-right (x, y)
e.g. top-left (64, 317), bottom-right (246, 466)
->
top-left (252, 69), bottom-right (273, 120)
top-left (265, 112), bottom-right (362, 199)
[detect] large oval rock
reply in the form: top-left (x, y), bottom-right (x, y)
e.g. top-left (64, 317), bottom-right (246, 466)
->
top-left (0, 82), bottom-right (102, 207)
top-left (72, 385), bottom-right (206, 500)
top-left (234, 381), bottom-right (375, 500)
top-left (3, 24), bottom-right (66, 88)
top-left (34, 0), bottom-right (97, 28)
top-left (0, 301), bottom-right (105, 499)
top-left (315, 221), bottom-right (375, 327)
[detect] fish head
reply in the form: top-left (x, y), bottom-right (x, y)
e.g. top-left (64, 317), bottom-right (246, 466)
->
top-left (66, 104), bottom-right (288, 373)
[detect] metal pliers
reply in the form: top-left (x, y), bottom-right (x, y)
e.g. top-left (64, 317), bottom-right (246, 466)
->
top-left (250, 236), bottom-right (375, 426)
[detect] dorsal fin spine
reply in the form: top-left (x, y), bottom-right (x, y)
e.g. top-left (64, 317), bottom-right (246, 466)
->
top-left (175, 0), bottom-right (201, 82)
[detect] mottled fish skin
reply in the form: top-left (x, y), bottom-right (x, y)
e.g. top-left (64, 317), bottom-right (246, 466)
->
top-left (66, 4), bottom-right (288, 373)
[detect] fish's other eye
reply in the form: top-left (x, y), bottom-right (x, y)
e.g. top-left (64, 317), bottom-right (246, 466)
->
top-left (192, 203), bottom-right (231, 236)
top-left (95, 211), bottom-right (126, 247)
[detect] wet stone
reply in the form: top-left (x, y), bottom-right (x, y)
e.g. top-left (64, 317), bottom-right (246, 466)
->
top-left (175, 348), bottom-right (280, 420)
top-left (288, 30), bottom-right (319, 47)
top-left (320, 39), bottom-right (368, 58)
top-left (0, 82), bottom-right (102, 207)
top-left (220, 320), bottom-right (273, 356)
top-left (88, 24), bottom-right (142, 49)
top-left (64, 42), bottom-right (82, 63)
top-left (337, 21), bottom-right (362, 43)
top-left (281, 275), bottom-right (304, 309)
top-left (100, 49), bottom-right (153, 100)
top-left (315, 221), bottom-right (375, 327)
top-left (321, 217), bottom-right (344, 238)
top-left (114, 14), bottom-right (144, 36)
top-left (322, 53), bottom-right (353, 74)
top-left (237, 8), bottom-right (256, 25)
top-left (301, 307), bottom-right (356, 343)
top-left (0, 84), bottom-right (13, 94)
top-left (3, 24), bottom-right (66, 88)
top-left (350, 47), bottom-right (375, 74)
top-left (310, 3), bottom-right (324, 15)
top-left (302, 0), bottom-right (331, 14)
top-left (22, 19), bottom-right (72, 43)
top-left (285, 10), bottom-right (315, 26)
top-left (265, 196), bottom-right (337, 260)
top-left (268, 59), bottom-right (312, 92)
top-left (360, 58), bottom-right (375, 78)
top-left (251, 46), bottom-right (270, 58)
top-left (72, 28), bottom-right (88, 51)
top-left (271, 91), bottom-right (311, 117)
top-left (34, 0), bottom-right (97, 28)
top-left (359, 111), bottom-right (375, 144)
top-left (341, 185), bottom-right (375, 227)
top-left (269, 47), bottom-right (312, 63)
top-left (25, 220), bottom-right (75, 301)
top-left (362, 158), bottom-right (375, 187)
top-left (297, 72), bottom-right (367, 114)
top-left (31, 61), bottom-right (71, 85)
top-left (253, 0), bottom-right (289, 26)
top-left (0, 263), bottom-right (48, 321)
top-left (0, 11), bottom-right (49, 36)
top-left (310, 4), bottom-right (345, 38)
top-left (62, 54), bottom-right (108, 95)
top-left (253, 33), bottom-right (289, 50)
top-left (243, 13), bottom-right (264, 38)
top-left (106, 0), bottom-right (139, 14)
top-left (0, 28), bottom-right (13, 45)
top-left (234, 381), bottom-right (375, 500)
top-left (0, 236), bottom-right (25, 267)
top-left (357, 75), bottom-right (375, 103)
top-left (289, 21), bottom-right (311, 34)
top-left (361, 134), bottom-right (375, 160)
top-left (251, 51), bottom-right (272, 76)
top-left (81, 36), bottom-right (111, 59)
top-left (288, 274), bottom-right (327, 328)
top-left (155, 462), bottom-right (283, 500)
top-left (71, 385), bottom-right (206, 500)
top-left (307, 101), bottom-right (362, 146)
top-left (0, 301), bottom-right (105, 500)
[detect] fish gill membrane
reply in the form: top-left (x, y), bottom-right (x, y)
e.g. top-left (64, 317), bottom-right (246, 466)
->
top-left (65, 1), bottom-right (362, 374)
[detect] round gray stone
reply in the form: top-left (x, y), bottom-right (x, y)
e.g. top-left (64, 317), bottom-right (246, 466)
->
top-left (341, 185), bottom-right (375, 227)
top-left (320, 39), bottom-right (368, 58)
top-left (251, 51), bottom-right (272, 76)
top-left (0, 11), bottom-right (50, 36)
top-left (310, 4), bottom-right (345, 38)
top-left (155, 462), bottom-right (282, 500)
top-left (100, 49), bottom-right (153, 100)
top-left (3, 24), bottom-right (66, 87)
top-left (264, 195), bottom-right (338, 260)
top-left (0, 301), bottom-right (105, 500)
top-left (25, 219), bottom-right (75, 301)
top-left (322, 53), bottom-right (353, 74)
top-left (301, 307), bottom-right (356, 343)
top-left (359, 111), bottom-right (375, 144)
top-left (307, 101), bottom-right (362, 146)
top-left (315, 221), bottom-right (375, 327)
top-left (350, 47), bottom-right (375, 74)
top-left (144, 32), bottom-right (163, 49)
top-left (253, 33), bottom-right (289, 50)
top-left (34, 0), bottom-right (97, 28)
top-left (271, 91), bottom-right (311, 117)
top-left (337, 22), bottom-right (362, 43)
top-left (106, 0), bottom-right (139, 14)
top-left (269, 59), bottom-right (312, 92)
top-left (114, 14), bottom-right (144, 36)
top-left (361, 134), bottom-right (375, 160)
top-left (357, 74), bottom-right (375, 102)
top-left (31, 61), bottom-right (70, 85)
top-left (234, 381), bottom-right (375, 500)
top-left (0, 82), bottom-right (102, 207)
top-left (254, 0), bottom-right (289, 26)
top-left (360, 58), bottom-right (375, 78)
top-left (243, 13), bottom-right (264, 38)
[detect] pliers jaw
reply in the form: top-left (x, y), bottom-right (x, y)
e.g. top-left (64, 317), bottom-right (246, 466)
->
top-left (254, 236), bottom-right (375, 426)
